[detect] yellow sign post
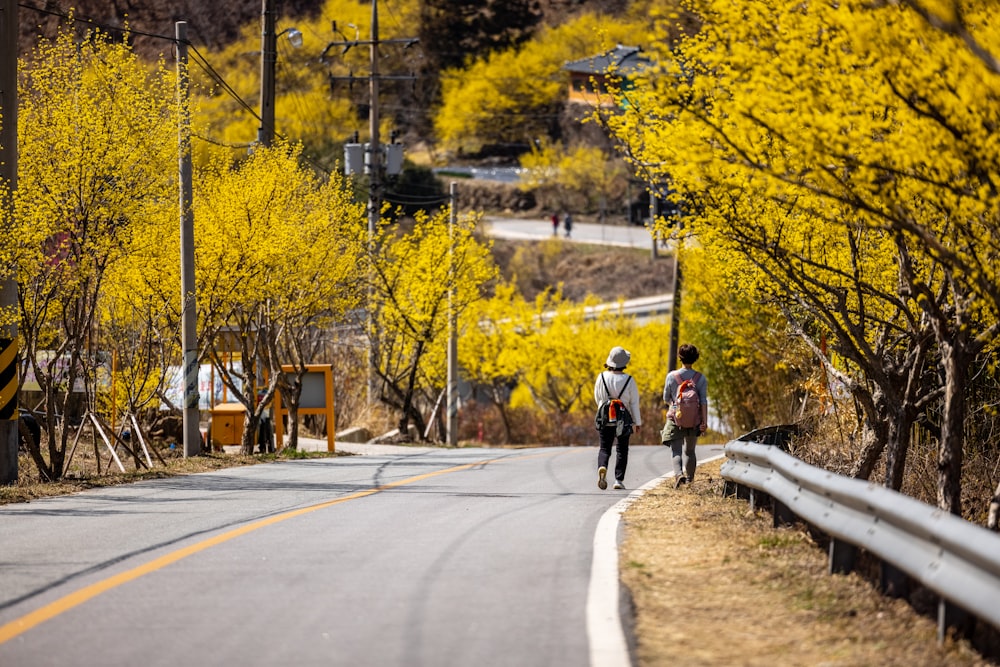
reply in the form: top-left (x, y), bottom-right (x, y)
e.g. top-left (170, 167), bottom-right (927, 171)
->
top-left (273, 364), bottom-right (335, 453)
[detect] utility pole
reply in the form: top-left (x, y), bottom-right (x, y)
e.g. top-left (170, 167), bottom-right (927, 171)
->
top-left (0, 0), bottom-right (18, 483)
top-left (447, 182), bottom-right (458, 446)
top-left (176, 22), bottom-right (201, 457)
top-left (368, 0), bottom-right (380, 243)
top-left (668, 239), bottom-right (681, 373)
top-left (366, 0), bottom-right (381, 406)
top-left (258, 0), bottom-right (300, 149)
top-left (649, 181), bottom-right (681, 372)
top-left (325, 0), bottom-right (417, 406)
top-left (258, 0), bottom-right (277, 147)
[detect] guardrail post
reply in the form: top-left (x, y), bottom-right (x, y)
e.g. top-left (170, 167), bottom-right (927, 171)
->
top-left (772, 499), bottom-right (796, 527)
top-left (828, 538), bottom-right (857, 575)
top-left (722, 436), bottom-right (1000, 638)
top-left (749, 488), bottom-right (770, 512)
top-left (938, 599), bottom-right (975, 644)
top-left (880, 561), bottom-right (909, 598)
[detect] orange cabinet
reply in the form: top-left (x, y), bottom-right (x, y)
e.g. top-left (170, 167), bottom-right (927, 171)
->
top-left (209, 402), bottom-right (245, 449)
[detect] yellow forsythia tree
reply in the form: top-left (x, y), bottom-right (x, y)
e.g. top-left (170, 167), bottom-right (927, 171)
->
top-left (370, 209), bottom-right (498, 439)
top-left (456, 282), bottom-right (543, 444)
top-left (605, 0), bottom-right (1000, 514)
top-left (97, 200), bottom-right (181, 445)
top-left (194, 143), bottom-right (367, 454)
top-left (519, 140), bottom-right (630, 219)
top-left (16, 26), bottom-right (179, 479)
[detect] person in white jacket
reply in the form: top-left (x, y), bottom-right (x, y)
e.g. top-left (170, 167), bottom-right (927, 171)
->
top-left (594, 346), bottom-right (642, 490)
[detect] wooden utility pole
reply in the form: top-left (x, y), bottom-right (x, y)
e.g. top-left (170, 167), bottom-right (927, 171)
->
top-left (258, 0), bottom-right (277, 147)
top-left (447, 182), bottom-right (458, 446)
top-left (176, 22), bottom-right (201, 457)
top-left (366, 0), bottom-right (382, 405)
top-left (324, 0), bottom-right (416, 406)
top-left (0, 0), bottom-right (19, 483)
top-left (668, 240), bottom-right (681, 373)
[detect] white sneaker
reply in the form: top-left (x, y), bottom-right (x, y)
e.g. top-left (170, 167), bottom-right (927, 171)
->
top-left (613, 480), bottom-right (625, 490)
top-left (598, 466), bottom-right (607, 490)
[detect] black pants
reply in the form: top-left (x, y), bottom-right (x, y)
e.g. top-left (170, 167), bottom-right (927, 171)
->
top-left (597, 425), bottom-right (630, 482)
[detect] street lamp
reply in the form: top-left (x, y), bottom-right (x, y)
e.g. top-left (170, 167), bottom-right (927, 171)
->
top-left (285, 28), bottom-right (304, 49)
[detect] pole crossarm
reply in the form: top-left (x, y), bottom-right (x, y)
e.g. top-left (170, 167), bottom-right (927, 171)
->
top-left (327, 74), bottom-right (417, 82)
top-left (320, 38), bottom-right (419, 62)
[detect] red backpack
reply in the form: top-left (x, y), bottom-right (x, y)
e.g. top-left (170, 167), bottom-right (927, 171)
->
top-left (670, 371), bottom-right (702, 429)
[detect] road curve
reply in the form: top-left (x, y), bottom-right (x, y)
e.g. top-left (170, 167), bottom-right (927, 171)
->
top-left (484, 216), bottom-right (657, 249)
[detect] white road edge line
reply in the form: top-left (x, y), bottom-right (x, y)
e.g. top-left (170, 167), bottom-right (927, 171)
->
top-left (586, 452), bottom-right (727, 667)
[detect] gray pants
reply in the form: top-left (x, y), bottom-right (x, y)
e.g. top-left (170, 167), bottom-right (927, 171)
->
top-left (671, 432), bottom-right (698, 481)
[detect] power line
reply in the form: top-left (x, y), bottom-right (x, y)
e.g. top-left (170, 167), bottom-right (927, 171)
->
top-left (18, 2), bottom-right (180, 44)
top-left (187, 45), bottom-right (262, 126)
top-left (19, 2), bottom-right (338, 178)
top-left (18, 3), bottom-right (267, 140)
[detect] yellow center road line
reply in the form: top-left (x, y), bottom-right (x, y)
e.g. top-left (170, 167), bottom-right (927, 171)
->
top-left (0, 452), bottom-right (555, 645)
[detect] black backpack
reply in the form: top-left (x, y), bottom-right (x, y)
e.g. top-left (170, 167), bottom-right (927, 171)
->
top-left (595, 373), bottom-right (633, 436)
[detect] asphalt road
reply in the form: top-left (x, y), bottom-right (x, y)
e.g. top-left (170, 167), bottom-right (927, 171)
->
top-left (0, 444), bottom-right (723, 667)
top-left (484, 216), bottom-right (660, 250)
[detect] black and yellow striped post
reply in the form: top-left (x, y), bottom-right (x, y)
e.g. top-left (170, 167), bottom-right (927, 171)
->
top-left (0, 337), bottom-right (14, 419)
top-left (0, 333), bottom-right (16, 484)
top-left (2, 0), bottom-right (20, 483)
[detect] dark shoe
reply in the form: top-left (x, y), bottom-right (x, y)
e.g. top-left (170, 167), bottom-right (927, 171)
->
top-left (673, 475), bottom-right (687, 489)
top-left (598, 466), bottom-right (608, 490)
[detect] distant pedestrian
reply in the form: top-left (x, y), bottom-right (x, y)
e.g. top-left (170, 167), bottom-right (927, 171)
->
top-left (594, 346), bottom-right (641, 490)
top-left (551, 212), bottom-right (560, 236)
top-left (563, 212), bottom-right (573, 238)
top-left (660, 343), bottom-right (708, 488)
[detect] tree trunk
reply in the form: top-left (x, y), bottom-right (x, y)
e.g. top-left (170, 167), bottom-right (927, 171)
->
top-left (850, 418), bottom-right (885, 481)
top-left (494, 386), bottom-right (512, 445)
top-left (285, 374), bottom-right (304, 451)
top-left (883, 410), bottom-right (915, 491)
top-left (398, 341), bottom-right (425, 440)
top-left (988, 482), bottom-right (1000, 530)
top-left (240, 408), bottom-right (260, 456)
top-left (288, 402), bottom-right (300, 450)
top-left (937, 341), bottom-right (967, 515)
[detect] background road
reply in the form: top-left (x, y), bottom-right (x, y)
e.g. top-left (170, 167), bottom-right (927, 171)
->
top-left (0, 444), bottom-right (723, 667)
top-left (484, 217), bottom-right (673, 324)
top-left (484, 216), bottom-right (659, 250)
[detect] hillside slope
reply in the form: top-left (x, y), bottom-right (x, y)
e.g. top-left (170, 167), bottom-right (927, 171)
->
top-left (16, 1), bottom-right (625, 58)
top-left (490, 238), bottom-right (673, 303)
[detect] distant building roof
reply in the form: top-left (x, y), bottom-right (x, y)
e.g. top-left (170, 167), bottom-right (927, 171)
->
top-left (563, 45), bottom-right (651, 76)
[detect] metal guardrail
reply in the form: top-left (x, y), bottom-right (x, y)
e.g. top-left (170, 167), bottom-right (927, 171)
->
top-left (721, 437), bottom-right (1000, 641)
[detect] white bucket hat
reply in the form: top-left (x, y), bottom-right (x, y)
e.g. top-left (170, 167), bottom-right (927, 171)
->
top-left (605, 346), bottom-right (631, 370)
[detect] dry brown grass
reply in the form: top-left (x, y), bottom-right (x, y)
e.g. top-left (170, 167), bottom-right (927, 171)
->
top-left (620, 458), bottom-right (995, 667)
